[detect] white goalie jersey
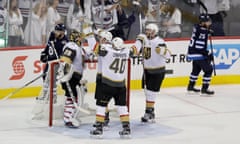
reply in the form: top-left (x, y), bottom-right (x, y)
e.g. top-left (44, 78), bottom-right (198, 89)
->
top-left (100, 44), bottom-right (131, 87)
top-left (61, 42), bottom-right (86, 74)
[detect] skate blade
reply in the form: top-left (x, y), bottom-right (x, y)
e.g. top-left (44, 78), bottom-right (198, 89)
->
top-left (120, 134), bottom-right (131, 139)
top-left (186, 91), bottom-right (200, 95)
top-left (103, 125), bottom-right (110, 131)
top-left (141, 119), bottom-right (156, 124)
top-left (90, 134), bottom-right (103, 139)
top-left (65, 126), bottom-right (79, 129)
top-left (64, 125), bottom-right (80, 129)
top-left (35, 99), bottom-right (49, 104)
top-left (200, 93), bottom-right (214, 97)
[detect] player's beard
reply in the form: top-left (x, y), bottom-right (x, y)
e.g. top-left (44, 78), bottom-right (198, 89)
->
top-left (146, 32), bottom-right (154, 40)
top-left (56, 33), bottom-right (64, 39)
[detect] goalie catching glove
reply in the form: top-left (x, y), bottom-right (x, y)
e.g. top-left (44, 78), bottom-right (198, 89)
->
top-left (57, 61), bottom-right (74, 82)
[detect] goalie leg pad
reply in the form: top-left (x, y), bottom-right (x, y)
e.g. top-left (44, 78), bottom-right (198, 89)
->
top-left (64, 97), bottom-right (80, 128)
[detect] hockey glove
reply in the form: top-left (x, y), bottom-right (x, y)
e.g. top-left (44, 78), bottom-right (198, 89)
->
top-left (98, 46), bottom-right (108, 56)
top-left (40, 51), bottom-right (48, 63)
top-left (208, 53), bottom-right (214, 61)
top-left (87, 52), bottom-right (96, 61)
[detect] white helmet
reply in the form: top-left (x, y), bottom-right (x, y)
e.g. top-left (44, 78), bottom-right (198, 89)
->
top-left (112, 37), bottom-right (124, 50)
top-left (145, 23), bottom-right (159, 35)
top-left (99, 31), bottom-right (112, 42)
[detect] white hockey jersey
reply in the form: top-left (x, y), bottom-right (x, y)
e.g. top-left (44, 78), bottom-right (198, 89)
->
top-left (135, 34), bottom-right (171, 73)
top-left (100, 44), bottom-right (131, 87)
top-left (61, 42), bottom-right (85, 74)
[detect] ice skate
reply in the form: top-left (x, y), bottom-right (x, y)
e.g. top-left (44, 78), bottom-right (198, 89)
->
top-left (90, 122), bottom-right (103, 139)
top-left (141, 108), bottom-right (155, 123)
top-left (36, 95), bottom-right (46, 101)
top-left (93, 112), bottom-right (110, 130)
top-left (36, 94), bottom-right (48, 104)
top-left (187, 81), bottom-right (200, 94)
top-left (119, 122), bottom-right (131, 139)
top-left (64, 122), bottom-right (79, 129)
top-left (201, 84), bottom-right (214, 96)
top-left (187, 87), bottom-right (200, 94)
top-left (201, 89), bottom-right (214, 96)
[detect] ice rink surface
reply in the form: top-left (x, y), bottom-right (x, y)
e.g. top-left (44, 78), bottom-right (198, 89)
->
top-left (1, 84), bottom-right (240, 144)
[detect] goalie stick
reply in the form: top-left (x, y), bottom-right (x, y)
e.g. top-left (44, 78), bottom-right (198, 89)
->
top-left (0, 73), bottom-right (46, 102)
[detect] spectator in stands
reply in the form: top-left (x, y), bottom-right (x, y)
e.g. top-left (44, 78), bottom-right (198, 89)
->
top-left (200, 0), bottom-right (230, 36)
top-left (24, 1), bottom-right (48, 46)
top-left (0, 4), bottom-right (7, 36)
top-left (145, 0), bottom-right (162, 24)
top-left (160, 2), bottom-right (182, 38)
top-left (66, 0), bottom-right (91, 33)
top-left (46, 0), bottom-right (63, 38)
top-left (91, 0), bottom-right (118, 33)
top-left (7, 0), bottom-right (24, 47)
top-left (112, 2), bottom-right (135, 40)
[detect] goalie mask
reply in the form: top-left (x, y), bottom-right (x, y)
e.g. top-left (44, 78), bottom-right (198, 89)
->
top-left (69, 30), bottom-right (82, 46)
top-left (145, 23), bottom-right (159, 39)
top-left (112, 37), bottom-right (124, 50)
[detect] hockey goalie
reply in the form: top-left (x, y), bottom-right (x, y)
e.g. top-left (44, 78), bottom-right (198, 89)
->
top-left (31, 30), bottom-right (88, 128)
top-left (57, 30), bottom-right (90, 128)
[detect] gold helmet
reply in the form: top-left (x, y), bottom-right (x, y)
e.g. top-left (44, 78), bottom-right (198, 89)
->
top-left (69, 30), bottom-right (83, 46)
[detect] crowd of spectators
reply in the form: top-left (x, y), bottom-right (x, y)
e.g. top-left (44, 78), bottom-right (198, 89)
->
top-left (0, 0), bottom-right (237, 48)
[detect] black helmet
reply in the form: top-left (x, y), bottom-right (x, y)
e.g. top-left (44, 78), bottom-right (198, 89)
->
top-left (199, 13), bottom-right (210, 22)
top-left (55, 23), bottom-right (66, 31)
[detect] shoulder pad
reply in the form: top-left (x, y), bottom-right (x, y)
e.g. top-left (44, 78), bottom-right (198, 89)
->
top-left (136, 34), bottom-right (147, 42)
top-left (157, 43), bottom-right (167, 48)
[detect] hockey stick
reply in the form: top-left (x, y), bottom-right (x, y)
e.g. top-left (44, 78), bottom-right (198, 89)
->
top-left (209, 35), bottom-right (216, 76)
top-left (66, 81), bottom-right (91, 115)
top-left (1, 73), bottom-right (46, 102)
top-left (197, 0), bottom-right (216, 76)
top-left (198, 0), bottom-right (208, 14)
top-left (77, 79), bottom-right (88, 107)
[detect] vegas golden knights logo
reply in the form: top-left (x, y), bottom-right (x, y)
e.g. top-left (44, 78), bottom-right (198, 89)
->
top-left (143, 47), bottom-right (151, 59)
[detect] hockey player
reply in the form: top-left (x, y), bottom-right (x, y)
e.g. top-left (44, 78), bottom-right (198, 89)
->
top-left (186, 13), bottom-right (214, 95)
top-left (133, 23), bottom-right (171, 123)
top-left (85, 29), bottom-right (113, 127)
top-left (57, 30), bottom-right (87, 128)
top-left (37, 23), bottom-right (68, 102)
top-left (90, 37), bottom-right (137, 138)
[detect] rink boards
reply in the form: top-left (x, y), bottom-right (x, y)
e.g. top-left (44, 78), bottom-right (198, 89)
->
top-left (0, 37), bottom-right (240, 99)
